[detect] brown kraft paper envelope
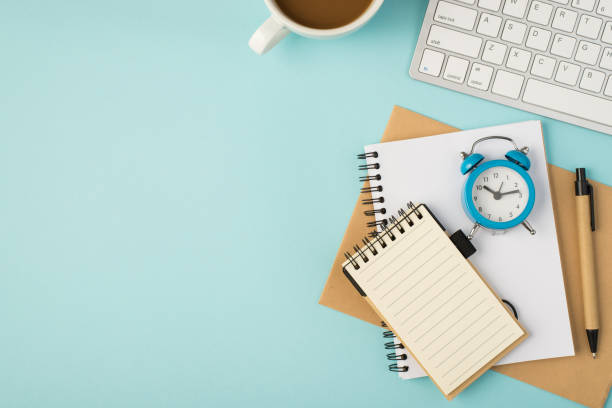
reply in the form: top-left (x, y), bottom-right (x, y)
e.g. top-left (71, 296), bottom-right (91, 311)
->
top-left (319, 106), bottom-right (612, 408)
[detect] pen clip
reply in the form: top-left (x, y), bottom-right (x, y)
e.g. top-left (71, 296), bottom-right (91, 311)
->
top-left (589, 184), bottom-right (595, 231)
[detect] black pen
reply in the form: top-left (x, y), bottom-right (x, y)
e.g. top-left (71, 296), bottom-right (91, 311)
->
top-left (574, 168), bottom-right (599, 358)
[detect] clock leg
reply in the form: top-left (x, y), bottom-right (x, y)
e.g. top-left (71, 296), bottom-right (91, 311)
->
top-left (521, 220), bottom-right (536, 235)
top-left (467, 222), bottom-right (481, 240)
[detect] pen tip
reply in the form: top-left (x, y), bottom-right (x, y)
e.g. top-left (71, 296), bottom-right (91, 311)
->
top-left (592, 353), bottom-right (597, 359)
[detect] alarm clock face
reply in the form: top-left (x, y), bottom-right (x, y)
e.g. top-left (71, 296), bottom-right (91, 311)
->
top-left (471, 166), bottom-right (529, 223)
top-left (464, 160), bottom-right (535, 229)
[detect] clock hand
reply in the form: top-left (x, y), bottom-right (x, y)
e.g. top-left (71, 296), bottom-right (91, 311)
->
top-left (500, 189), bottom-right (521, 196)
top-left (483, 185), bottom-right (496, 195)
top-left (483, 185), bottom-right (502, 200)
top-left (497, 182), bottom-right (504, 193)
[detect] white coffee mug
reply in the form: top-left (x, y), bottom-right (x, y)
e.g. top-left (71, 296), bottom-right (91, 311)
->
top-left (249, 0), bottom-right (384, 55)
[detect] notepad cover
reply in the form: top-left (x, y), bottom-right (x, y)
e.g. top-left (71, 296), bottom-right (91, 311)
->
top-left (343, 206), bottom-right (527, 399)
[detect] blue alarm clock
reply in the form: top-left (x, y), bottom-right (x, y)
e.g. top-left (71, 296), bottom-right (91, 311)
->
top-left (460, 136), bottom-right (536, 238)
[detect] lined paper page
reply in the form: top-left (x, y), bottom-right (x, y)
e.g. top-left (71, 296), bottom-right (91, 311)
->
top-left (344, 208), bottom-right (524, 395)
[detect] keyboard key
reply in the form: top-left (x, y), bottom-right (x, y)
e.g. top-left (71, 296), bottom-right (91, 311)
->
top-left (419, 49), bottom-right (445, 76)
top-left (604, 77), bottom-right (612, 96)
top-left (507, 47), bottom-right (532, 71)
top-left (602, 22), bottom-right (612, 44)
top-left (550, 0), bottom-right (569, 3)
top-left (492, 70), bottom-right (525, 98)
top-left (600, 47), bottom-right (612, 70)
top-left (527, 1), bottom-right (553, 25)
top-left (575, 40), bottom-right (601, 65)
top-left (523, 79), bottom-right (612, 126)
top-left (479, 0), bottom-right (503, 10)
top-left (555, 61), bottom-right (581, 85)
top-left (503, 0), bottom-right (529, 18)
top-left (552, 8), bottom-right (578, 32)
top-left (596, 0), bottom-right (612, 17)
top-left (477, 13), bottom-right (503, 37)
top-left (551, 33), bottom-right (576, 58)
top-left (580, 68), bottom-right (606, 92)
top-left (482, 40), bottom-right (508, 64)
top-left (501, 20), bottom-right (527, 44)
top-left (434, 1), bottom-right (478, 30)
top-left (443, 56), bottom-right (470, 83)
top-left (576, 15), bottom-right (603, 39)
top-left (531, 54), bottom-right (556, 78)
top-left (456, 0), bottom-right (476, 4)
top-left (572, 0), bottom-right (596, 11)
top-left (427, 25), bottom-right (483, 58)
top-left (468, 63), bottom-right (494, 90)
top-left (526, 27), bottom-right (551, 51)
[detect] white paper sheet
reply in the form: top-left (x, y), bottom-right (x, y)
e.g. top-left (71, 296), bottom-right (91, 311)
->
top-left (364, 121), bottom-right (574, 377)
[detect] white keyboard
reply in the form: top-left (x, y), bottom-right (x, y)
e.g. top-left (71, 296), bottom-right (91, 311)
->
top-left (409, 0), bottom-right (612, 135)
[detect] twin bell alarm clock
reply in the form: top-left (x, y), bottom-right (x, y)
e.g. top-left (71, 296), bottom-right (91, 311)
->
top-left (460, 136), bottom-right (536, 238)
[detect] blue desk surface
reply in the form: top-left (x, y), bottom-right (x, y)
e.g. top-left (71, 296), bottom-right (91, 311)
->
top-left (1, 1), bottom-right (610, 407)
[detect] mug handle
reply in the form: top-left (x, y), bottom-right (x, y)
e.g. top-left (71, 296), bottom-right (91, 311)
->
top-left (249, 16), bottom-right (289, 55)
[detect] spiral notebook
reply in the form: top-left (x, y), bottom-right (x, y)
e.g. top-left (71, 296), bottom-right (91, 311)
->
top-left (321, 106), bottom-right (612, 408)
top-left (342, 203), bottom-right (527, 399)
top-left (358, 121), bottom-right (575, 366)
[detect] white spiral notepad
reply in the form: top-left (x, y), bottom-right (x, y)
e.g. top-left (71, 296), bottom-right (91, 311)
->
top-left (360, 121), bottom-right (573, 379)
top-left (343, 204), bottom-right (526, 399)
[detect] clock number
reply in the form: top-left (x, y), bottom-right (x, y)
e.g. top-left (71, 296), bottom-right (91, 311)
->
top-left (498, 216), bottom-right (503, 221)
top-left (473, 195), bottom-right (478, 201)
top-left (516, 204), bottom-right (520, 209)
top-left (483, 176), bottom-right (489, 182)
top-left (487, 213), bottom-right (492, 219)
top-left (476, 185), bottom-right (483, 190)
top-left (478, 206), bottom-right (482, 212)
top-left (493, 172), bottom-right (499, 179)
top-left (509, 212), bottom-right (513, 217)
top-left (514, 182), bottom-right (518, 188)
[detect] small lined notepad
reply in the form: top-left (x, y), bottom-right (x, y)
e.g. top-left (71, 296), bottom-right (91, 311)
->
top-left (343, 205), bottom-right (526, 398)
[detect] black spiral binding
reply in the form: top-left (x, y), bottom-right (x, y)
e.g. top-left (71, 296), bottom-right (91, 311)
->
top-left (344, 203), bottom-right (423, 271)
top-left (381, 322), bottom-right (409, 373)
top-left (358, 151), bottom-right (385, 231)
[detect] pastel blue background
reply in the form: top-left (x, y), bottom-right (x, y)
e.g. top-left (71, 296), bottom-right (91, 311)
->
top-left (1, 1), bottom-right (610, 407)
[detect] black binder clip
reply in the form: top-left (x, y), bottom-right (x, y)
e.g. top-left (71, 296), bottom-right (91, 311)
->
top-left (449, 229), bottom-right (477, 259)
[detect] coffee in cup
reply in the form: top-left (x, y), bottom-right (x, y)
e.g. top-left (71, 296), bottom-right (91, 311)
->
top-left (249, 0), bottom-right (384, 55)
top-left (275, 0), bottom-right (374, 29)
